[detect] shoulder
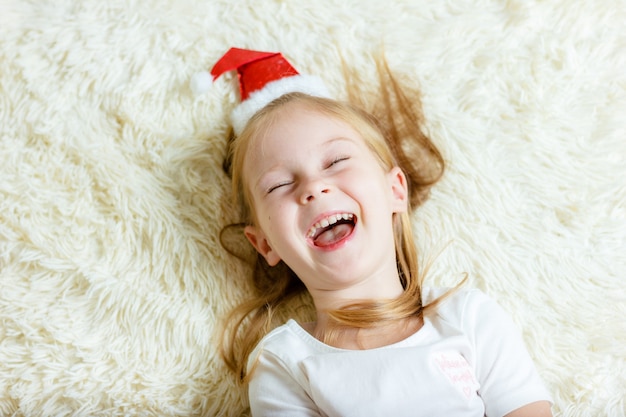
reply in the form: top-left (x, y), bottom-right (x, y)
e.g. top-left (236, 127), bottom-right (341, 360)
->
top-left (247, 321), bottom-right (327, 414)
top-left (426, 288), bottom-right (553, 414)
top-left (423, 286), bottom-right (495, 318)
top-left (423, 286), bottom-right (514, 340)
top-left (247, 319), bottom-right (327, 371)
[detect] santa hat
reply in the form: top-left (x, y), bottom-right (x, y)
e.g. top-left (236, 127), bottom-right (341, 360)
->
top-left (191, 47), bottom-right (331, 135)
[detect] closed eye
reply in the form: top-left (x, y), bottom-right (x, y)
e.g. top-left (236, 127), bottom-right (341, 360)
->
top-left (267, 181), bottom-right (293, 194)
top-left (327, 156), bottom-right (350, 168)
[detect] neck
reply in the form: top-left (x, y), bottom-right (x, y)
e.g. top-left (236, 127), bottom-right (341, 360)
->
top-left (310, 272), bottom-right (406, 319)
top-left (307, 310), bottom-right (423, 350)
top-left (305, 270), bottom-right (408, 346)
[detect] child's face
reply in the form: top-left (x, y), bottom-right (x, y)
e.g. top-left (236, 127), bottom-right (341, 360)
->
top-left (243, 103), bottom-right (408, 294)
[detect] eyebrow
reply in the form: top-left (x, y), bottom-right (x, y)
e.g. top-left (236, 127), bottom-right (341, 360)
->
top-left (324, 136), bottom-right (357, 147)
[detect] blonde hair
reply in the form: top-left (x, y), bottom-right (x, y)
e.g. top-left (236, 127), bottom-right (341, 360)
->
top-left (220, 59), bottom-right (451, 384)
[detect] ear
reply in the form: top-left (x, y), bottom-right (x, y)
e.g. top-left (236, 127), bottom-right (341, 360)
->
top-left (244, 225), bottom-right (282, 266)
top-left (388, 166), bottom-right (409, 213)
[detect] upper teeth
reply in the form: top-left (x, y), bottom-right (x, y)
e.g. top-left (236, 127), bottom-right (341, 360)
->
top-left (307, 213), bottom-right (354, 238)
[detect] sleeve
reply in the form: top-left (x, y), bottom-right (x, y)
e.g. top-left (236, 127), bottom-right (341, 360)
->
top-left (248, 348), bottom-right (322, 417)
top-left (463, 290), bottom-right (552, 417)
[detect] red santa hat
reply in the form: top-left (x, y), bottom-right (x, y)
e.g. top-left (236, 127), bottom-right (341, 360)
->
top-left (191, 47), bottom-right (331, 135)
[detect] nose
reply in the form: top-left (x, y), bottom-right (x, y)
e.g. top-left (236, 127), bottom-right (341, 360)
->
top-left (299, 177), bottom-right (331, 204)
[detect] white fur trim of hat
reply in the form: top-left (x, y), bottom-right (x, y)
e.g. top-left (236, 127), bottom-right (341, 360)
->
top-left (230, 74), bottom-right (332, 135)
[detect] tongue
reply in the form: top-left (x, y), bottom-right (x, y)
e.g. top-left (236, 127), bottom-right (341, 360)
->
top-left (313, 224), bottom-right (353, 247)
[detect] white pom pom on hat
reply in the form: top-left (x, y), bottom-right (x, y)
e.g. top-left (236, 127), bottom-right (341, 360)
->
top-left (190, 71), bottom-right (213, 96)
top-left (209, 47), bottom-right (332, 135)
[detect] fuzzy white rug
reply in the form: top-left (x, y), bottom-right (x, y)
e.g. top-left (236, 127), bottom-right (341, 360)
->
top-left (1, 0), bottom-right (625, 416)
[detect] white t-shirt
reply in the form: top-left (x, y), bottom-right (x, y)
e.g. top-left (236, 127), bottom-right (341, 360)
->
top-left (248, 288), bottom-right (551, 417)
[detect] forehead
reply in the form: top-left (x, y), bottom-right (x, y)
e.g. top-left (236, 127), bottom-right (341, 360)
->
top-left (245, 103), bottom-right (362, 163)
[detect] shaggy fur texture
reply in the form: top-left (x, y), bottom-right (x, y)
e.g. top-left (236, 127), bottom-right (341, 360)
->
top-left (1, 1), bottom-right (624, 416)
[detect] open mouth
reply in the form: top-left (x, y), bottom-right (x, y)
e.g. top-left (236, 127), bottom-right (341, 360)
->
top-left (307, 213), bottom-right (356, 247)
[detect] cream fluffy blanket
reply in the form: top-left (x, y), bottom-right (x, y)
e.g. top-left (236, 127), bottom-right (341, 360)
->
top-left (1, 1), bottom-right (624, 416)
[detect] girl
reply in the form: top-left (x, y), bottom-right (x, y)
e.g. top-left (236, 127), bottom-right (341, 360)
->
top-left (214, 48), bottom-right (552, 416)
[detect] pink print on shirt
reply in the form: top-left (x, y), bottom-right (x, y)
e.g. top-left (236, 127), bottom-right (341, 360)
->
top-left (432, 352), bottom-right (479, 399)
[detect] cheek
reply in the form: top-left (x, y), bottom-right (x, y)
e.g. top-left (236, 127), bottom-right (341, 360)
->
top-left (255, 202), bottom-right (286, 236)
top-left (350, 170), bottom-right (396, 215)
top-left (346, 167), bottom-right (385, 194)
